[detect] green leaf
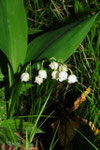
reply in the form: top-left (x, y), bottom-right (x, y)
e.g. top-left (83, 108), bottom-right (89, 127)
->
top-left (19, 83), bottom-right (34, 96)
top-left (0, 128), bottom-right (21, 145)
top-left (74, 0), bottom-right (84, 14)
top-left (0, 72), bottom-right (4, 81)
top-left (0, 119), bottom-right (44, 145)
top-left (25, 14), bottom-right (97, 63)
top-left (0, 87), bottom-right (7, 120)
top-left (0, 0), bottom-right (27, 73)
top-left (0, 119), bottom-right (44, 134)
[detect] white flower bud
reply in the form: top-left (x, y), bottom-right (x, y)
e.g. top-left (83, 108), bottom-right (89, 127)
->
top-left (68, 74), bottom-right (78, 84)
top-left (38, 70), bottom-right (47, 79)
top-left (34, 76), bottom-right (43, 85)
top-left (51, 71), bottom-right (59, 80)
top-left (59, 64), bottom-right (68, 72)
top-left (58, 71), bottom-right (68, 82)
top-left (21, 72), bottom-right (29, 82)
top-left (37, 63), bottom-right (40, 70)
top-left (49, 61), bottom-right (59, 70)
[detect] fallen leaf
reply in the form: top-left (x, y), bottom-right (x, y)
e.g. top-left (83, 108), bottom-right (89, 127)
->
top-left (69, 87), bottom-right (91, 114)
top-left (81, 118), bottom-right (99, 136)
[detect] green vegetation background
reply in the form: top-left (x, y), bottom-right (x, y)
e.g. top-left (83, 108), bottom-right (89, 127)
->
top-left (25, 0), bottom-right (100, 149)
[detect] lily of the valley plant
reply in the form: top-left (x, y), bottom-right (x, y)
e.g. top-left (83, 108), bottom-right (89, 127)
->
top-left (0, 0), bottom-right (97, 147)
top-left (21, 59), bottom-right (78, 85)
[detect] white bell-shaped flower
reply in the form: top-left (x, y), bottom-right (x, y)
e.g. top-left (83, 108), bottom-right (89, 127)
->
top-left (21, 72), bottom-right (29, 82)
top-left (59, 64), bottom-right (68, 72)
top-left (38, 70), bottom-right (47, 79)
top-left (51, 71), bottom-right (59, 80)
top-left (49, 61), bottom-right (59, 70)
top-left (68, 74), bottom-right (77, 84)
top-left (58, 71), bottom-right (68, 82)
top-left (34, 76), bottom-right (43, 85)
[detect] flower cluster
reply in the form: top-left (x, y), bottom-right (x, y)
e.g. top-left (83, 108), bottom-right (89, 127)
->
top-left (49, 61), bottom-right (77, 84)
top-left (34, 70), bottom-right (47, 85)
top-left (20, 59), bottom-right (78, 85)
top-left (49, 62), bottom-right (68, 82)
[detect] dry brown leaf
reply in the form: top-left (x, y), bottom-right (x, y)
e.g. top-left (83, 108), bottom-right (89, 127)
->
top-left (58, 119), bottom-right (80, 146)
top-left (51, 117), bottom-right (99, 150)
top-left (14, 132), bottom-right (25, 144)
top-left (69, 87), bottom-right (91, 114)
top-left (81, 118), bottom-right (99, 136)
top-left (51, 119), bottom-right (80, 148)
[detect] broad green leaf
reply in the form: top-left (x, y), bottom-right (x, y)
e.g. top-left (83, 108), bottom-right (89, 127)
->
top-left (25, 14), bottom-right (97, 63)
top-left (0, 119), bottom-right (44, 145)
top-left (0, 0), bottom-right (27, 73)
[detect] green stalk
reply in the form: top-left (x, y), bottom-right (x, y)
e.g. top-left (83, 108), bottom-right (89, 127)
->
top-left (25, 89), bottom-right (53, 150)
top-left (49, 121), bottom-right (60, 150)
top-left (8, 82), bottom-right (22, 118)
top-left (8, 63), bottom-right (14, 113)
top-left (30, 90), bottom-right (52, 141)
top-left (7, 63), bottom-right (14, 88)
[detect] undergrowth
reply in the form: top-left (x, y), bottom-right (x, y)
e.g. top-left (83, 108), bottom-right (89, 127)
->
top-left (24, 0), bottom-right (100, 149)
